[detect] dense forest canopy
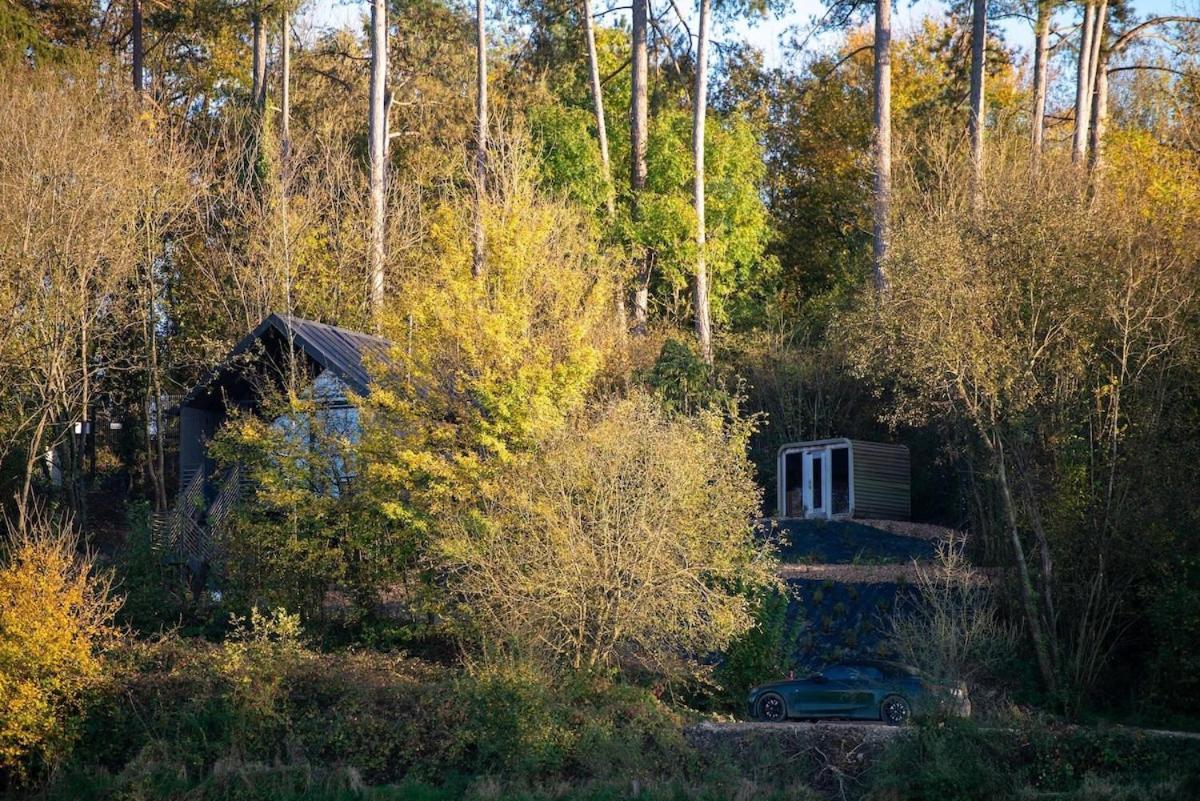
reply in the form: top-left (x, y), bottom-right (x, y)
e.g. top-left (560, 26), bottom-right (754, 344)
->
top-left (2, 0), bottom-right (1200, 796)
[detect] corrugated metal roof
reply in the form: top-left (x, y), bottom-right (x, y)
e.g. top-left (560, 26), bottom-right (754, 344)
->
top-left (272, 314), bottom-right (391, 395)
top-left (178, 314), bottom-right (392, 409)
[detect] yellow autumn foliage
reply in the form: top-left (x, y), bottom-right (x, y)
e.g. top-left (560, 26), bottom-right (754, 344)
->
top-left (441, 393), bottom-right (778, 679)
top-left (0, 517), bottom-right (121, 781)
top-left (358, 129), bottom-right (622, 537)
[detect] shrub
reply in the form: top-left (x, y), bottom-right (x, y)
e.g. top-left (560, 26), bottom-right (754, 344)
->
top-left (452, 662), bottom-right (690, 779)
top-left (207, 398), bottom-right (361, 622)
top-left (58, 640), bottom-right (697, 795)
top-left (440, 393), bottom-right (777, 680)
top-left (641, 338), bottom-right (727, 415)
top-left (113, 502), bottom-right (187, 634)
top-left (885, 534), bottom-right (1015, 696)
top-left (0, 514), bottom-right (121, 783)
top-left (358, 132), bottom-right (620, 541)
top-left (714, 588), bottom-right (801, 712)
top-left (867, 717), bottom-right (1016, 801)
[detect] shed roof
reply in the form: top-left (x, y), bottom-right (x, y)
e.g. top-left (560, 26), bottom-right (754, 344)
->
top-left (178, 314), bottom-right (392, 411)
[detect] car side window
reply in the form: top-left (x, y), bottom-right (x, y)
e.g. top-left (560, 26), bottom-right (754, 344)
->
top-left (859, 667), bottom-right (884, 682)
top-left (823, 666), bottom-right (857, 681)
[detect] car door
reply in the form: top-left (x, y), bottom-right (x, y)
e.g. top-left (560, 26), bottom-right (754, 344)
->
top-left (787, 673), bottom-right (843, 715)
top-left (839, 666), bottom-right (884, 716)
top-left (791, 667), bottom-right (859, 715)
top-left (819, 666), bottom-right (869, 713)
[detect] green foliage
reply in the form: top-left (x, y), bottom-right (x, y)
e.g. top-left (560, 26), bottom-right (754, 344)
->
top-left (0, 2), bottom-right (63, 66)
top-left (451, 663), bottom-right (691, 779)
top-left (627, 109), bottom-right (772, 327)
top-left (714, 588), bottom-right (800, 711)
top-left (357, 134), bottom-right (620, 584)
top-left (207, 399), bottom-right (365, 622)
top-left (641, 338), bottom-right (727, 414)
top-left (867, 717), bottom-right (1200, 801)
top-left (1144, 554), bottom-right (1200, 718)
top-left (113, 503), bottom-right (186, 635)
top-left (529, 102), bottom-right (611, 213)
top-left (867, 718), bottom-right (1017, 801)
top-left (58, 639), bottom-right (700, 796)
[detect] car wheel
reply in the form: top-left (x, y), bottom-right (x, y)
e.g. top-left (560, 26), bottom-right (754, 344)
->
top-left (880, 694), bottom-right (911, 726)
top-left (757, 692), bottom-right (787, 722)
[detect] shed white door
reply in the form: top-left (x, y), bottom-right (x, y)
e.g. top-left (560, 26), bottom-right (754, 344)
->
top-left (802, 448), bottom-right (830, 519)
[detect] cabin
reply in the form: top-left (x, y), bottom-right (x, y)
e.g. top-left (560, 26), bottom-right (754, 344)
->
top-left (162, 314), bottom-right (390, 569)
top-left (776, 438), bottom-right (910, 521)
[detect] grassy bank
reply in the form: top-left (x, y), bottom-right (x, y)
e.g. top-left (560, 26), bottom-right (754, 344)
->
top-left (12, 632), bottom-right (1199, 801)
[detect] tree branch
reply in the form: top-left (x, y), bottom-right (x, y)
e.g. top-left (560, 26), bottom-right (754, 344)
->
top-left (816, 43), bottom-right (873, 83)
top-left (299, 63), bottom-right (354, 92)
top-left (1107, 64), bottom-right (1198, 80)
top-left (1110, 16), bottom-right (1200, 55)
top-left (601, 56), bottom-right (632, 87)
top-left (666, 0), bottom-right (693, 42)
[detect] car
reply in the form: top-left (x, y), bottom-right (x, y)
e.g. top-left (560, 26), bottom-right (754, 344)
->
top-left (746, 659), bottom-right (969, 726)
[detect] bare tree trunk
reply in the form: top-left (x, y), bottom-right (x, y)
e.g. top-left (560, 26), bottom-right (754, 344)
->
top-left (1088, 55), bottom-right (1108, 175)
top-left (692, 0), bottom-right (712, 364)
top-left (368, 0), bottom-right (388, 326)
top-left (1031, 0), bottom-right (1051, 164)
top-left (872, 0), bottom-right (892, 293)
top-left (141, 263), bottom-right (167, 513)
top-left (280, 6), bottom-right (294, 368)
top-left (77, 298), bottom-right (90, 529)
top-left (1086, 0), bottom-right (1107, 104)
top-left (968, 0), bottom-right (986, 209)
top-left (1086, 4), bottom-right (1108, 175)
top-left (473, 0), bottom-right (487, 279)
top-left (18, 411), bottom-right (50, 528)
top-left (1072, 2), bottom-right (1096, 164)
top-left (132, 0), bottom-right (144, 93)
top-left (582, 0), bottom-right (614, 216)
top-left (251, 12), bottom-right (267, 110)
top-left (280, 7), bottom-right (290, 164)
top-left (630, 0), bottom-right (650, 329)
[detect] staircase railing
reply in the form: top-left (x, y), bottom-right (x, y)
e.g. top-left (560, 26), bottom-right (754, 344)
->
top-left (206, 465), bottom-right (244, 542)
top-left (156, 464), bottom-right (248, 567)
top-left (155, 467), bottom-right (205, 560)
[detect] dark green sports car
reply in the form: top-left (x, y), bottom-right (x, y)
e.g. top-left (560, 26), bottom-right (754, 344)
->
top-left (747, 660), bottom-right (968, 726)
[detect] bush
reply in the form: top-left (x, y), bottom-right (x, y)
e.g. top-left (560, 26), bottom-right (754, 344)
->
top-left (0, 514), bottom-right (121, 784)
top-left (885, 533), bottom-right (1015, 697)
top-left (113, 502), bottom-right (187, 634)
top-left (207, 398), bottom-right (363, 623)
top-left (452, 663), bottom-right (691, 779)
top-left (867, 718), bottom-right (1016, 801)
top-left (59, 636), bottom-right (697, 795)
top-left (714, 587), bottom-right (801, 712)
top-left (440, 393), bottom-right (777, 680)
top-left (867, 717), bottom-right (1200, 801)
top-left (641, 338), bottom-right (727, 415)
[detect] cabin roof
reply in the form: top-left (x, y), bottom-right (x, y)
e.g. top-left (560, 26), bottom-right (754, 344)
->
top-left (776, 439), bottom-right (909, 458)
top-left (177, 314), bottom-right (392, 411)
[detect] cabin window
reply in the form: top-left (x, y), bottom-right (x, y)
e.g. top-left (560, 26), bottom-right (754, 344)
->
top-left (831, 446), bottom-right (850, 515)
top-left (809, 455), bottom-right (824, 511)
top-left (785, 451), bottom-right (804, 517)
top-left (268, 373), bottom-right (362, 496)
